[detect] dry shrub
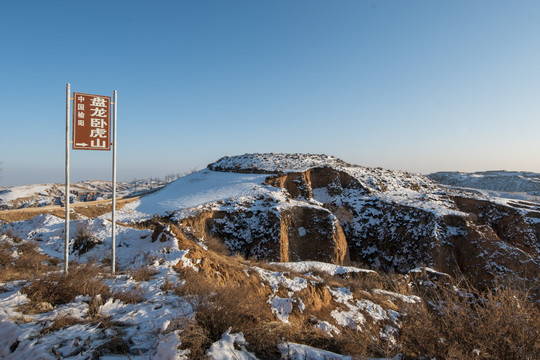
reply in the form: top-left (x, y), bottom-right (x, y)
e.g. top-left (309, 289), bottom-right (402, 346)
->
top-left (130, 267), bottom-right (159, 282)
top-left (176, 321), bottom-right (211, 359)
top-left (176, 266), bottom-right (376, 359)
top-left (0, 243), bottom-right (12, 268)
top-left (41, 315), bottom-right (85, 335)
top-left (160, 276), bottom-right (175, 292)
top-left (73, 222), bottom-right (101, 254)
top-left (177, 268), bottom-right (280, 359)
top-left (0, 241), bottom-right (57, 281)
top-left (16, 242), bottom-right (48, 271)
top-left (113, 285), bottom-right (146, 304)
top-left (3, 229), bottom-right (22, 243)
top-left (204, 235), bottom-right (229, 255)
top-left (87, 295), bottom-right (106, 319)
top-left (91, 335), bottom-right (131, 358)
top-left (99, 255), bottom-right (119, 270)
top-left (401, 280), bottom-right (540, 360)
top-left (22, 262), bottom-right (110, 307)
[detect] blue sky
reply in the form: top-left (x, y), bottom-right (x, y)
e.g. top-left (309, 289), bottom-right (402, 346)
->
top-left (1, 0), bottom-right (539, 186)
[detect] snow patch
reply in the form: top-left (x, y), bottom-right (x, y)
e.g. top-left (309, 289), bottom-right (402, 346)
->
top-left (206, 328), bottom-right (258, 360)
top-left (269, 296), bottom-right (294, 323)
top-left (278, 342), bottom-right (352, 359)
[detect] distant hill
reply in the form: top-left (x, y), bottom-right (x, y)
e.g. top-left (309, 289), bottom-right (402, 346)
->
top-left (428, 170), bottom-right (540, 194)
top-left (0, 179), bottom-right (167, 210)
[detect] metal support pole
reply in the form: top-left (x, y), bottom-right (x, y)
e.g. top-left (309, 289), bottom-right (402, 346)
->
top-left (65, 83), bottom-right (71, 274)
top-left (111, 90), bottom-right (117, 274)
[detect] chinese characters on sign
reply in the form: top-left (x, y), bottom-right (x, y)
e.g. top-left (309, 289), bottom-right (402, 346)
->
top-left (72, 92), bottom-right (111, 150)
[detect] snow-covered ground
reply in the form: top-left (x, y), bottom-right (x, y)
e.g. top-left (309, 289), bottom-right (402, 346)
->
top-left (0, 212), bottom-right (408, 359)
top-left (114, 170), bottom-right (287, 222)
top-left (0, 214), bottom-right (193, 359)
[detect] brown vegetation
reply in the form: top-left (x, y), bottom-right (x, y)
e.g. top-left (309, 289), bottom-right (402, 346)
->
top-left (20, 261), bottom-right (146, 316)
top-left (130, 266), bottom-right (159, 282)
top-left (40, 314), bottom-right (85, 335)
top-left (2, 214), bottom-right (537, 359)
top-left (203, 234), bottom-right (229, 255)
top-left (72, 222), bottom-right (102, 254)
top-left (21, 262), bottom-right (111, 307)
top-left (0, 240), bottom-right (58, 282)
top-left (174, 254), bottom-right (388, 359)
top-left (401, 278), bottom-right (540, 360)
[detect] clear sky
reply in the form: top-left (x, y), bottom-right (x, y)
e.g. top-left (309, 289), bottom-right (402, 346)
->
top-left (1, 0), bottom-right (539, 186)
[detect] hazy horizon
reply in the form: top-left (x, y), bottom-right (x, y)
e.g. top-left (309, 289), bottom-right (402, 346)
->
top-left (2, 152), bottom-right (539, 188)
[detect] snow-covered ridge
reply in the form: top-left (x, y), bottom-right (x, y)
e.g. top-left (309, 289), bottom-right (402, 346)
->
top-left (116, 155), bottom-right (445, 223)
top-left (208, 153), bottom-right (351, 173)
top-left (209, 153), bottom-right (438, 195)
top-left (428, 170), bottom-right (540, 194)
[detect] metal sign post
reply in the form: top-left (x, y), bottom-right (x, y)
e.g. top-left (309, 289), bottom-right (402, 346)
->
top-left (65, 84), bottom-right (118, 274)
top-left (111, 90), bottom-right (117, 274)
top-left (65, 83), bottom-right (71, 273)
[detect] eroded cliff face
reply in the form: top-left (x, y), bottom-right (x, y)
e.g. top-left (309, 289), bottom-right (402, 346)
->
top-left (174, 200), bottom-right (349, 265)
top-left (278, 206), bottom-right (349, 264)
top-left (168, 154), bottom-right (539, 287)
top-left (263, 167), bottom-right (539, 284)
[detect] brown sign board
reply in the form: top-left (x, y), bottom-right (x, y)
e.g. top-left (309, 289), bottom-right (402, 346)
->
top-left (72, 92), bottom-right (111, 150)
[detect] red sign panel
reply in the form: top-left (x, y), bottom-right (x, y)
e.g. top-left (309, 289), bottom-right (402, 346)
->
top-left (73, 92), bottom-right (111, 150)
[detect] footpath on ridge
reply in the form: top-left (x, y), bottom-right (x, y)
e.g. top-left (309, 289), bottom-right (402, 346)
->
top-left (0, 197), bottom-right (139, 223)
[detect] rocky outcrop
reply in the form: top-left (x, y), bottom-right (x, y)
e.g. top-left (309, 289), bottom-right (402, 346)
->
top-left (167, 154), bottom-right (540, 287)
top-left (264, 167), bottom-right (364, 198)
top-left (279, 206), bottom-right (349, 264)
top-left (175, 202), bottom-right (349, 265)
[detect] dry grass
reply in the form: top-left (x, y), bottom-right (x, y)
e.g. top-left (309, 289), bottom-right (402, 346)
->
top-left (91, 335), bottom-right (132, 358)
top-left (176, 268), bottom-right (278, 359)
top-left (113, 285), bottom-right (146, 304)
top-left (175, 264), bottom-right (381, 359)
top-left (20, 260), bottom-right (145, 321)
top-left (41, 314), bottom-right (85, 335)
top-left (160, 276), bottom-right (176, 292)
top-left (400, 278), bottom-right (540, 360)
top-left (0, 198), bottom-right (138, 223)
top-left (3, 229), bottom-right (22, 243)
top-left (130, 267), bottom-right (159, 282)
top-left (203, 235), bottom-right (229, 255)
top-left (21, 262), bottom-right (110, 308)
top-left (0, 241), bottom-right (58, 282)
